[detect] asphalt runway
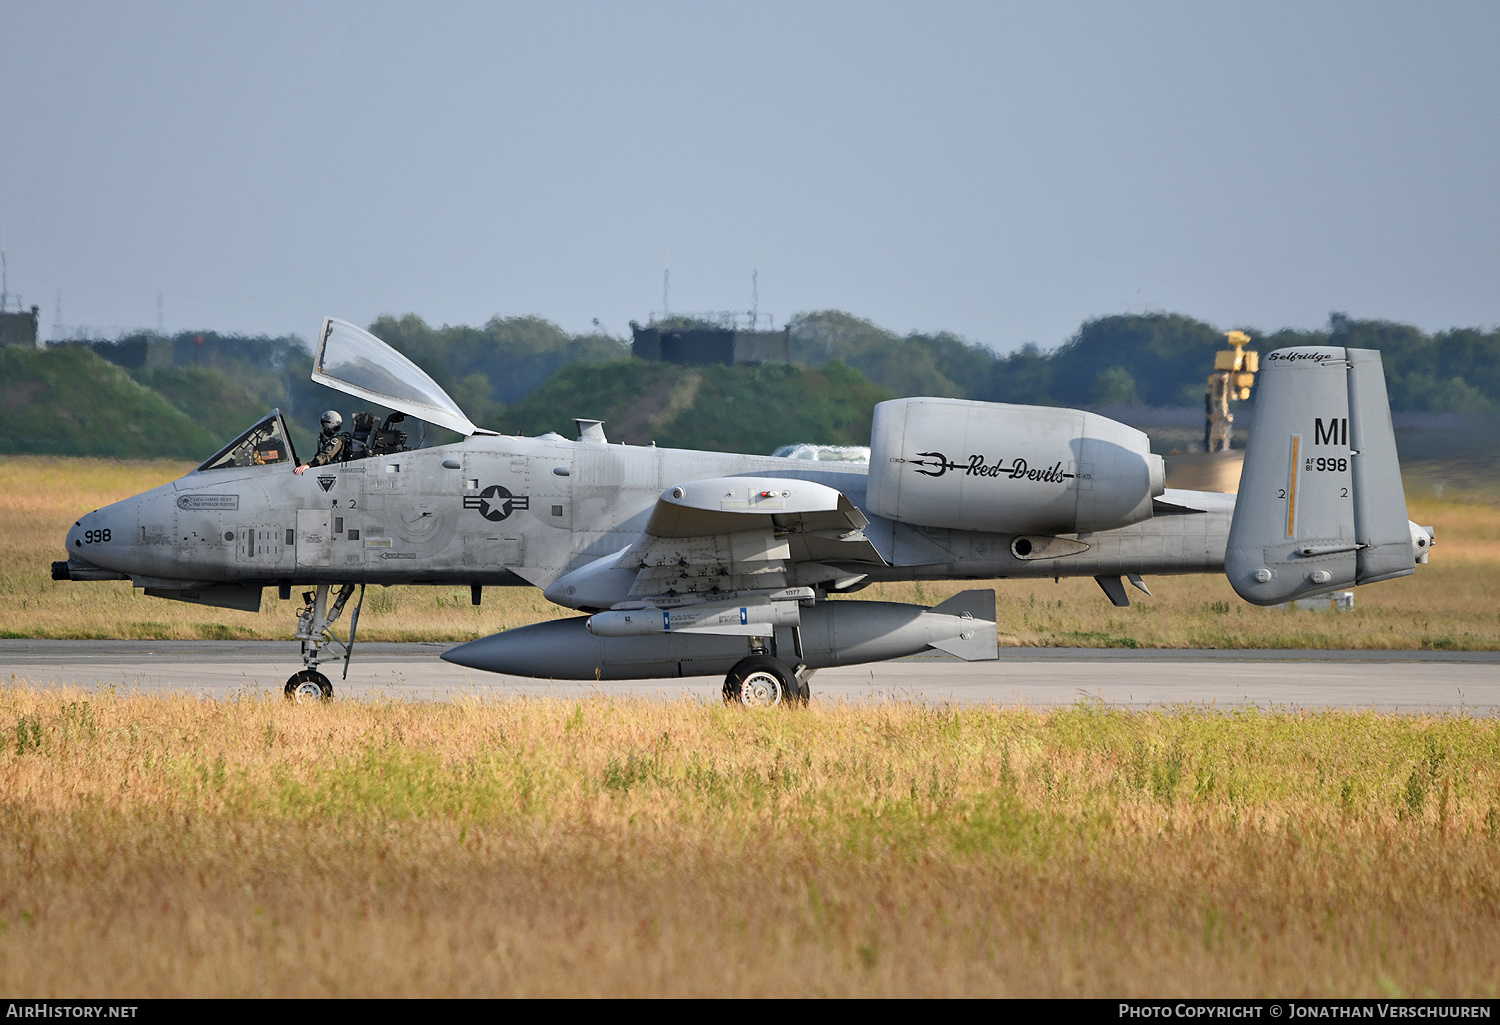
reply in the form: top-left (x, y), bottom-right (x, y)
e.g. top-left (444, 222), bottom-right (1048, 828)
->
top-left (2, 640), bottom-right (1497, 713)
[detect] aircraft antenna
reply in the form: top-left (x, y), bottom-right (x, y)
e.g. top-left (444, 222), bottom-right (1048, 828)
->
top-left (662, 267), bottom-right (670, 318)
top-left (53, 289), bottom-right (63, 342)
top-left (750, 269), bottom-right (758, 330)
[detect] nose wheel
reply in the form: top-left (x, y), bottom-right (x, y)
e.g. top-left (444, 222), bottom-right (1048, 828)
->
top-left (285, 669), bottom-right (333, 702)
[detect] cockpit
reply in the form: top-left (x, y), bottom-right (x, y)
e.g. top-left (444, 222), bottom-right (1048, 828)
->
top-left (196, 318), bottom-right (491, 475)
top-left (347, 410), bottom-right (410, 459)
top-left (195, 408), bottom-right (420, 474)
top-left (311, 318), bottom-right (482, 437)
top-left (197, 412), bottom-right (297, 472)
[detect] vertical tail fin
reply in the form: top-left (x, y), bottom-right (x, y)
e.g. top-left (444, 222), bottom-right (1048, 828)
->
top-left (1346, 349), bottom-right (1418, 584)
top-left (1226, 347), bottom-right (1416, 605)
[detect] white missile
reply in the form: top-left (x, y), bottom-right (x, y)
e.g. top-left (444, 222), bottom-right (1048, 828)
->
top-left (587, 598), bottom-right (802, 638)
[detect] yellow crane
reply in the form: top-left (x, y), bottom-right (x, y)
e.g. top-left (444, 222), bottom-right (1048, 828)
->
top-left (1205, 330), bottom-right (1258, 452)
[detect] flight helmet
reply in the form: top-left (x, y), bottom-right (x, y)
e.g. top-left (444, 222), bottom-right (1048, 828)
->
top-left (320, 410), bottom-right (343, 434)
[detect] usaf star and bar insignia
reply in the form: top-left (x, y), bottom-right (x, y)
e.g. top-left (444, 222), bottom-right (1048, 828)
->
top-left (464, 485), bottom-right (530, 522)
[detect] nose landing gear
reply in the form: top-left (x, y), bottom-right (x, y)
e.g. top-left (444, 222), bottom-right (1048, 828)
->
top-left (286, 669), bottom-right (333, 702)
top-left (284, 583), bottom-right (365, 701)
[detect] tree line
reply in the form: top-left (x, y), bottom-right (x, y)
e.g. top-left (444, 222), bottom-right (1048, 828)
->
top-left (786, 310), bottom-right (1500, 414)
top-left (10, 308), bottom-right (1494, 460)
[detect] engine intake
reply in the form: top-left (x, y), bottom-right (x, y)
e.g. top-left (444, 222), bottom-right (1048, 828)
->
top-left (866, 397), bottom-right (1164, 535)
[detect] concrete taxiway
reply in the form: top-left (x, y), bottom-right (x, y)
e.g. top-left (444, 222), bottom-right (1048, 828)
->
top-left (1, 640), bottom-right (1496, 713)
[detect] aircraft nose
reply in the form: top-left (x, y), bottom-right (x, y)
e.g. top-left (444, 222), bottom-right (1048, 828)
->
top-left (66, 504), bottom-right (133, 569)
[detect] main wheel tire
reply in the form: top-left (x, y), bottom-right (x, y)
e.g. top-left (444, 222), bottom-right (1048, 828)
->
top-left (285, 669), bottom-right (333, 702)
top-left (786, 666), bottom-right (811, 705)
top-left (723, 655), bottom-right (794, 708)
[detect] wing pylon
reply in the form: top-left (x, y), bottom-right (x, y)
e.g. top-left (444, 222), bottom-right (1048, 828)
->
top-left (544, 476), bottom-right (887, 613)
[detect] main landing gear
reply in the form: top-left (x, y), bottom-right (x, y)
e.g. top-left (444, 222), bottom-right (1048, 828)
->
top-left (722, 654), bottom-right (813, 708)
top-left (284, 583), bottom-right (366, 702)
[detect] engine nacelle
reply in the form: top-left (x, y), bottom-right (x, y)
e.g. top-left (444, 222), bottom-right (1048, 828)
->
top-left (866, 397), bottom-right (1164, 535)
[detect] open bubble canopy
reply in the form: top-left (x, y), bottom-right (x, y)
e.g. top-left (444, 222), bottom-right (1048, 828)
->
top-left (312, 317), bottom-right (493, 437)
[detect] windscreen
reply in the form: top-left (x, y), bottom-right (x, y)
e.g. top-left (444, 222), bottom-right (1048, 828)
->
top-left (312, 318), bottom-right (479, 436)
top-left (198, 412), bottom-right (295, 472)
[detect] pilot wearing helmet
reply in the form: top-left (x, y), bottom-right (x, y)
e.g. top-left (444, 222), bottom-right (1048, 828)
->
top-left (294, 410), bottom-right (351, 475)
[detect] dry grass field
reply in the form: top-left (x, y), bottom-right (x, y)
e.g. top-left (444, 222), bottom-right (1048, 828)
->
top-left (4, 456), bottom-right (1499, 997)
top-left (0, 690), bottom-right (1496, 997)
top-left (3, 454), bottom-right (1496, 648)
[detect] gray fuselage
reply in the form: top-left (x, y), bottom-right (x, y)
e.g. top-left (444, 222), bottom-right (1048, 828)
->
top-left (65, 430), bottom-right (1234, 592)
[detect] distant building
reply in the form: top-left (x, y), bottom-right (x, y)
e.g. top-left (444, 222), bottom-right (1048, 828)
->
top-left (630, 319), bottom-right (790, 366)
top-left (0, 306), bottom-right (39, 348)
top-left (68, 335), bottom-right (174, 369)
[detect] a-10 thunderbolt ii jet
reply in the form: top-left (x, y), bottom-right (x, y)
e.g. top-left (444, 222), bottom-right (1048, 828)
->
top-left (53, 319), bottom-right (1434, 703)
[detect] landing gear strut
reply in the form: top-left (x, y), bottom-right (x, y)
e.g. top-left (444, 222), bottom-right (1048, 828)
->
top-left (284, 583), bottom-right (365, 701)
top-left (722, 655), bottom-right (812, 708)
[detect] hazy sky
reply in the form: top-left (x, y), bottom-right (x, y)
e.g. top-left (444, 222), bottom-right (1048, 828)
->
top-left (3, 2), bottom-right (1498, 352)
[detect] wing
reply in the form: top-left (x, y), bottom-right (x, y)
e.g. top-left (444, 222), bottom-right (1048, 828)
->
top-left (630, 476), bottom-right (886, 599)
top-left (544, 476), bottom-right (887, 610)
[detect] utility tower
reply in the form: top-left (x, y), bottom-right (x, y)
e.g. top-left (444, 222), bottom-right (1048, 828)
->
top-left (1204, 331), bottom-right (1258, 452)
